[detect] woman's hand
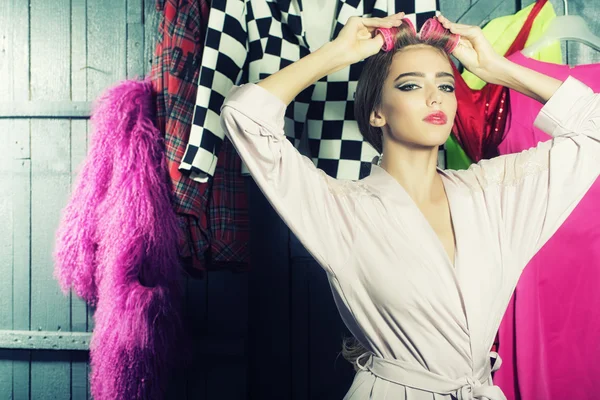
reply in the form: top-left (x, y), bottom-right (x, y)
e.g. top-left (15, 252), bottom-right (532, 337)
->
top-left (437, 15), bottom-right (507, 85)
top-left (255, 11), bottom-right (406, 106)
top-left (332, 12), bottom-right (406, 65)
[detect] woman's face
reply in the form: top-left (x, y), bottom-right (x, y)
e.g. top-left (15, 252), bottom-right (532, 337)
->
top-left (370, 45), bottom-right (457, 149)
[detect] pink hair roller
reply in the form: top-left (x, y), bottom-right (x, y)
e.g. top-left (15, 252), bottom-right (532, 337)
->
top-left (376, 26), bottom-right (399, 52)
top-left (419, 17), bottom-right (460, 53)
top-left (376, 18), bottom-right (417, 52)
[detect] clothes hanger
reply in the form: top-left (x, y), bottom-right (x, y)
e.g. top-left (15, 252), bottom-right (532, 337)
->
top-left (521, 0), bottom-right (600, 56)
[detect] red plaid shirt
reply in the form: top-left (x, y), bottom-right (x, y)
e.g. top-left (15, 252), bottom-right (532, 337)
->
top-left (151, 0), bottom-right (250, 273)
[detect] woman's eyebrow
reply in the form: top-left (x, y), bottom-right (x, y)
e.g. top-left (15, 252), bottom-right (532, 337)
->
top-left (394, 72), bottom-right (455, 81)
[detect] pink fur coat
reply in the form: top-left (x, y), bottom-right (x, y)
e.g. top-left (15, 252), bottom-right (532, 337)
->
top-left (54, 79), bottom-right (184, 399)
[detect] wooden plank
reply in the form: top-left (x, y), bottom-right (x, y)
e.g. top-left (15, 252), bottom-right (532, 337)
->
top-left (548, 0), bottom-right (565, 19)
top-left (29, 0), bottom-right (72, 395)
top-left (72, 0), bottom-right (88, 104)
top-left (70, 119), bottom-right (90, 399)
top-left (0, 331), bottom-right (91, 350)
top-left (245, 178), bottom-right (292, 399)
top-left (290, 258), bottom-right (310, 400)
top-left (183, 275), bottom-right (208, 399)
top-left (30, 0), bottom-right (70, 100)
top-left (0, 349), bottom-right (13, 396)
top-left (487, 0), bottom-right (517, 26)
top-left (0, 122), bottom-right (14, 399)
top-left (127, 0), bottom-right (143, 23)
top-left (30, 116), bottom-right (72, 400)
top-left (195, 338), bottom-right (245, 356)
top-left (205, 272), bottom-right (248, 400)
top-left (12, 351), bottom-right (31, 400)
top-left (456, 0), bottom-right (506, 26)
top-left (1, 0), bottom-right (33, 397)
top-left (12, 160), bottom-right (32, 331)
top-left (71, 351), bottom-right (90, 400)
top-left (0, 0), bottom-right (30, 103)
top-left (32, 352), bottom-right (72, 400)
top-left (566, 0), bottom-right (600, 65)
top-left (71, 2), bottom-right (90, 397)
top-left (439, 0), bottom-right (471, 21)
top-left (87, 0), bottom-right (127, 100)
top-left (127, 0), bottom-right (144, 78)
top-left (144, 0), bottom-right (160, 76)
top-left (0, 101), bottom-right (92, 118)
top-left (12, 158), bottom-right (32, 400)
top-left (308, 264), bottom-right (354, 399)
top-left (10, 120), bottom-right (31, 160)
top-left (70, 7), bottom-right (89, 332)
top-left (127, 22), bottom-right (145, 78)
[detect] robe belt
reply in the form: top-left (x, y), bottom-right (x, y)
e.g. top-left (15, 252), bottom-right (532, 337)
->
top-left (355, 351), bottom-right (506, 400)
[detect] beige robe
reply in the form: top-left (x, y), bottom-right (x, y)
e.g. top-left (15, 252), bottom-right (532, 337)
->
top-left (220, 76), bottom-right (600, 399)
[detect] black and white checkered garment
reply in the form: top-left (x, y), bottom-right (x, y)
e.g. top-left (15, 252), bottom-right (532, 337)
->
top-left (181, 0), bottom-right (443, 182)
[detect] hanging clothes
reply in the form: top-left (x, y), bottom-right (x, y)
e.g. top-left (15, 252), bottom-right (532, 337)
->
top-left (445, 0), bottom-right (562, 171)
top-left (180, 0), bottom-right (441, 182)
top-left (54, 80), bottom-right (184, 400)
top-left (493, 51), bottom-right (600, 400)
top-left (151, 0), bottom-right (250, 273)
top-left (449, 0), bottom-right (547, 164)
top-left (220, 76), bottom-right (600, 399)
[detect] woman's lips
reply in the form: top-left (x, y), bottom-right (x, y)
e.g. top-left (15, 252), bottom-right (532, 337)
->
top-left (423, 111), bottom-right (448, 125)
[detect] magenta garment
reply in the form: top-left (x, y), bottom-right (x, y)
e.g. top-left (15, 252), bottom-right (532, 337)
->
top-left (54, 80), bottom-right (184, 400)
top-left (495, 52), bottom-right (600, 400)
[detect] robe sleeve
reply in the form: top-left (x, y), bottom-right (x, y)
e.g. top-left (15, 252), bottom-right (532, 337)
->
top-left (219, 83), bottom-right (357, 275)
top-left (473, 76), bottom-right (600, 269)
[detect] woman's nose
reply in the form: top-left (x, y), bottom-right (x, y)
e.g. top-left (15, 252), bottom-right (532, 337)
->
top-left (428, 90), bottom-right (442, 106)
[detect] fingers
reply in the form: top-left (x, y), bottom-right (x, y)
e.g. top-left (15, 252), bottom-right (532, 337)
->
top-left (362, 18), bottom-right (402, 29)
top-left (437, 14), bottom-right (481, 37)
top-left (352, 12), bottom-right (405, 29)
top-left (385, 11), bottom-right (406, 20)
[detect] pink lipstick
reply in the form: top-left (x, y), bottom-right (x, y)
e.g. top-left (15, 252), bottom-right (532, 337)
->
top-left (423, 111), bottom-right (448, 125)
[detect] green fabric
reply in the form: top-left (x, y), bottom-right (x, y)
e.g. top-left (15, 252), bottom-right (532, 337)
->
top-left (445, 1), bottom-right (564, 171)
top-left (445, 134), bottom-right (472, 170)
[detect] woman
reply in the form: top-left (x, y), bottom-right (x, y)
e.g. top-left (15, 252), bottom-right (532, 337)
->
top-left (220, 12), bottom-right (600, 399)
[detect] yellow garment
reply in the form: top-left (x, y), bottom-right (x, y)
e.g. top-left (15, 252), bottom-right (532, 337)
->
top-left (462, 1), bottom-right (563, 90)
top-left (446, 1), bottom-right (563, 170)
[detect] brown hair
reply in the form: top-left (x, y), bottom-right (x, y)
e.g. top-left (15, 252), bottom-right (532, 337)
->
top-left (354, 20), bottom-right (456, 154)
top-left (341, 336), bottom-right (369, 372)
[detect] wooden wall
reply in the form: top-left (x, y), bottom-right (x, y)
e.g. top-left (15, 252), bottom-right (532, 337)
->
top-left (0, 0), bottom-right (598, 399)
top-left (0, 0), bottom-right (156, 398)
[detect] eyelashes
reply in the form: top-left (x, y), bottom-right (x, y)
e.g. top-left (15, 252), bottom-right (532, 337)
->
top-left (397, 84), bottom-right (455, 93)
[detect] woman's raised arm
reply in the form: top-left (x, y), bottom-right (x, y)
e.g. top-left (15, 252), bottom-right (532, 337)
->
top-left (220, 13), bottom-right (405, 275)
top-left (438, 15), bottom-right (600, 270)
top-left (257, 12), bottom-right (405, 105)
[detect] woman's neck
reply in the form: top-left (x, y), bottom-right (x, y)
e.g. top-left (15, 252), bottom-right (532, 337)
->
top-left (380, 146), bottom-right (443, 205)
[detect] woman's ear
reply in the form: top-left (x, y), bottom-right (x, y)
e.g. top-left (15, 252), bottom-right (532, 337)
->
top-left (369, 109), bottom-right (386, 128)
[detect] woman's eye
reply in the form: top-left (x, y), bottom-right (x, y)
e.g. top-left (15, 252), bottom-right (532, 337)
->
top-left (439, 84), bottom-right (455, 93)
top-left (397, 84), bottom-right (419, 91)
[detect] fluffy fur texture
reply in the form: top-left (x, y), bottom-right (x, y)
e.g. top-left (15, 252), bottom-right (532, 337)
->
top-left (54, 79), bottom-right (184, 399)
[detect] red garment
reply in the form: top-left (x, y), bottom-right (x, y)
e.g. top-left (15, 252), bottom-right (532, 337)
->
top-left (450, 0), bottom-right (547, 163)
top-left (151, 0), bottom-right (250, 273)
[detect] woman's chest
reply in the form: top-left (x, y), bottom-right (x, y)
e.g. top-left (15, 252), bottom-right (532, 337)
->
top-left (347, 196), bottom-right (507, 309)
